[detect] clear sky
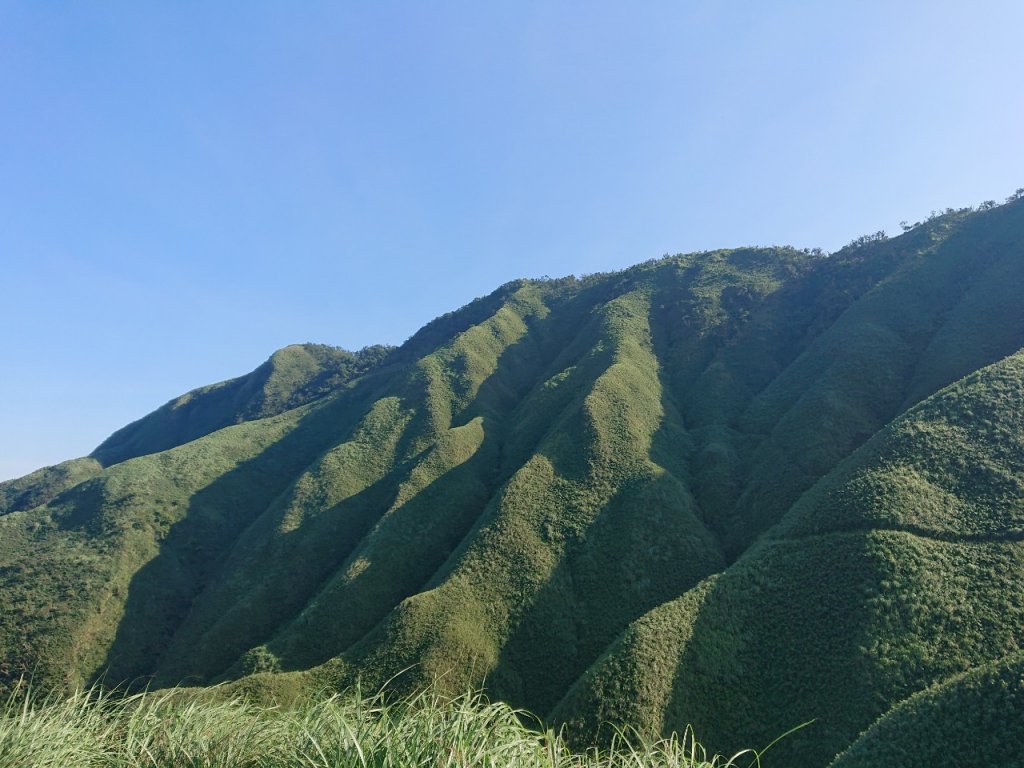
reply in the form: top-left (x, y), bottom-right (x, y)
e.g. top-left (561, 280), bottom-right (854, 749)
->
top-left (2, 1), bottom-right (1023, 481)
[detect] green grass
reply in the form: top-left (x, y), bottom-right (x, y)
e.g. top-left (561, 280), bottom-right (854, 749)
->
top-left (830, 652), bottom-right (1024, 767)
top-left (556, 346), bottom-right (1024, 767)
top-left (91, 343), bottom-right (394, 467)
top-left (0, 457), bottom-right (102, 516)
top-left (0, 682), bottom-right (771, 768)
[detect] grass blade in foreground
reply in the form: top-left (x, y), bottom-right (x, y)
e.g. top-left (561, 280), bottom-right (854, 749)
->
top-left (0, 682), bottom-right (785, 767)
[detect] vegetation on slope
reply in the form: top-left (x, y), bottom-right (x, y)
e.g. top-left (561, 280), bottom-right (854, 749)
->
top-left (830, 652), bottom-right (1024, 768)
top-left (556, 348), bottom-right (1024, 767)
top-left (1, 197), bottom-right (1023, 767)
top-left (0, 344), bottom-right (392, 519)
top-left (92, 343), bottom-right (393, 467)
top-left (0, 457), bottom-right (102, 517)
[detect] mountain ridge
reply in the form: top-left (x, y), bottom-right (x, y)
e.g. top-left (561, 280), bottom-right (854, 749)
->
top-left (2, 197), bottom-right (1023, 767)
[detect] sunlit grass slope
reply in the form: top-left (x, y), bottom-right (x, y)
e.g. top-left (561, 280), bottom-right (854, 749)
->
top-left (556, 349), bottom-right (1024, 767)
top-left (92, 343), bottom-right (394, 467)
top-left (0, 457), bottom-right (102, 516)
top-left (0, 345), bottom-right (390, 519)
top-left (1, 198), bottom-right (1023, 767)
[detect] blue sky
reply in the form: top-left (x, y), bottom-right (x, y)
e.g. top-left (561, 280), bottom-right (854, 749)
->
top-left (2, 1), bottom-right (1023, 480)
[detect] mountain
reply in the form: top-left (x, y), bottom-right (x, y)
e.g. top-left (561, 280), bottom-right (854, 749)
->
top-left (2, 197), bottom-right (1023, 766)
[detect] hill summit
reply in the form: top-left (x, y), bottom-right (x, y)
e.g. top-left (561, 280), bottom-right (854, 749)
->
top-left (3, 197), bottom-right (1024, 766)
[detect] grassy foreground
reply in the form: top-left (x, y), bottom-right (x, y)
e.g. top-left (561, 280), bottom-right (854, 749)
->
top-left (0, 683), bottom-right (775, 768)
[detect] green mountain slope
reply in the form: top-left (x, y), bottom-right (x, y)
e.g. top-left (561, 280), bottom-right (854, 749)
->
top-left (92, 343), bottom-right (394, 467)
top-left (1, 198), bottom-right (1023, 766)
top-left (0, 457), bottom-right (103, 517)
top-left (830, 652), bottom-right (1024, 768)
top-left (0, 344), bottom-right (392, 520)
top-left (554, 343), bottom-right (1024, 767)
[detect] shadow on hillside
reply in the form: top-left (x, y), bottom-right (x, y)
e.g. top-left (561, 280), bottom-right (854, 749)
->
top-left (262, 432), bottom-right (504, 674)
top-left (260, 288), bottom-right (645, 679)
top-left (490, 474), bottom-right (726, 718)
top-left (485, 291), bottom-right (731, 717)
top-left (94, 285), bottom-right (595, 692)
top-left (303, 282), bottom-right (678, 698)
top-left (93, 372), bottom-right (396, 690)
top-left (661, 523), bottom-right (971, 768)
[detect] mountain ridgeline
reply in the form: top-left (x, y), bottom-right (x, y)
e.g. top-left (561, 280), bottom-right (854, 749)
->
top-left (3, 199), bottom-right (1024, 766)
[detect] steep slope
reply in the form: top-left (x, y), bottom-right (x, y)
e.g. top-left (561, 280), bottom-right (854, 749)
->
top-left (1, 197), bottom-right (1023, 766)
top-left (0, 247), bottom-right (808, 693)
top-left (91, 343), bottom-right (393, 466)
top-left (829, 652), bottom-right (1024, 768)
top-left (0, 344), bottom-right (391, 519)
top-left (555, 348), bottom-right (1024, 767)
top-left (0, 457), bottom-right (102, 517)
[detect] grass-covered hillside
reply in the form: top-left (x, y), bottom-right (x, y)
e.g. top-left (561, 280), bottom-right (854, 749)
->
top-left (2, 197), bottom-right (1023, 766)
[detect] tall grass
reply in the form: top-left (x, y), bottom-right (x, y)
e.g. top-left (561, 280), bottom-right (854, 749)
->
top-left (0, 682), bottom-right (774, 768)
